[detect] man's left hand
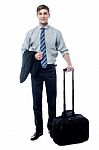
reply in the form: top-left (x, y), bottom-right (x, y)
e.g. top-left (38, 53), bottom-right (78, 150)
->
top-left (67, 66), bottom-right (74, 72)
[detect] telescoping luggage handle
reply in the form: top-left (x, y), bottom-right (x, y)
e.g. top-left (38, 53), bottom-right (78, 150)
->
top-left (63, 68), bottom-right (74, 115)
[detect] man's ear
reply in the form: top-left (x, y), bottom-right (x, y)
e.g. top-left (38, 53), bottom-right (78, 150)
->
top-left (49, 13), bottom-right (50, 18)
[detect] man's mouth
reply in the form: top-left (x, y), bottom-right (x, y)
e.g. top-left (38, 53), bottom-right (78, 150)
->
top-left (41, 19), bottom-right (46, 21)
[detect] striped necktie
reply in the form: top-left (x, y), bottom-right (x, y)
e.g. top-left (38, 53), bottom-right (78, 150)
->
top-left (40, 28), bottom-right (47, 68)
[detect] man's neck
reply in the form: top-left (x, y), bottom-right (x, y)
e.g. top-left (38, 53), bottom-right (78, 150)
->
top-left (39, 23), bottom-right (48, 27)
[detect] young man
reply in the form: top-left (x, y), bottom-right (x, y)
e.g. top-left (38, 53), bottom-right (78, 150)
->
top-left (21, 5), bottom-right (73, 141)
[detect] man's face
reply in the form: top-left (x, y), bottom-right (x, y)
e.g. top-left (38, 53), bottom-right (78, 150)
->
top-left (37, 9), bottom-right (50, 25)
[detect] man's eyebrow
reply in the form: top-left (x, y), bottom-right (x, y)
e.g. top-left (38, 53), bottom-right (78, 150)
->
top-left (39, 12), bottom-right (42, 14)
top-left (38, 12), bottom-right (48, 15)
top-left (44, 12), bottom-right (47, 14)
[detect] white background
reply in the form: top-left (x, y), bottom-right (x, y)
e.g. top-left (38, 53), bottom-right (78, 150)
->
top-left (0, 0), bottom-right (99, 149)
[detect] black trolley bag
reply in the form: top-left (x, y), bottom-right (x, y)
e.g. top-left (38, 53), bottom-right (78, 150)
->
top-left (51, 68), bottom-right (89, 146)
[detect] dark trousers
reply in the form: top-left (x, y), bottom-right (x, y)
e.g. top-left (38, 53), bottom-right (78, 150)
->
top-left (31, 64), bottom-right (57, 132)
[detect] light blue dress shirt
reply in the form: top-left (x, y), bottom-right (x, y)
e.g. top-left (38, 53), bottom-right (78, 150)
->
top-left (21, 25), bottom-right (69, 64)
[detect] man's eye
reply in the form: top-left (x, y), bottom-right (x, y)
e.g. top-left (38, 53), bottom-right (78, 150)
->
top-left (44, 12), bottom-right (47, 15)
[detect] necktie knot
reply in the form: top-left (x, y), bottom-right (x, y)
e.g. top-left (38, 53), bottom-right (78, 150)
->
top-left (40, 28), bottom-right (45, 31)
top-left (40, 28), bottom-right (45, 34)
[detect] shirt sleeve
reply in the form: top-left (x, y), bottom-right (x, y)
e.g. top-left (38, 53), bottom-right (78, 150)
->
top-left (57, 31), bottom-right (69, 56)
top-left (21, 30), bottom-right (31, 55)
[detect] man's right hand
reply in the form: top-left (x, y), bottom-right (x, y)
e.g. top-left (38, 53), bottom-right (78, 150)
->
top-left (35, 51), bottom-right (42, 60)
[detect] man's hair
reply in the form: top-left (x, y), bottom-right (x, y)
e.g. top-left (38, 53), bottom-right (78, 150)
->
top-left (37, 5), bottom-right (50, 14)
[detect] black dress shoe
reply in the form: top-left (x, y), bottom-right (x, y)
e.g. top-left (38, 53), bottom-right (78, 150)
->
top-left (30, 132), bottom-right (43, 141)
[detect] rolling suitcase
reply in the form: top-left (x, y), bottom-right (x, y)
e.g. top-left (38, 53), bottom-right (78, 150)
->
top-left (51, 68), bottom-right (89, 146)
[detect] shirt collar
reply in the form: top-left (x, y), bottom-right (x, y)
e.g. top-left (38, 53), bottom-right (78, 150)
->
top-left (39, 24), bottom-right (49, 30)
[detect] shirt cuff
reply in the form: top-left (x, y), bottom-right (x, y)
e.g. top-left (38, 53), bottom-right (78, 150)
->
top-left (61, 49), bottom-right (69, 57)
